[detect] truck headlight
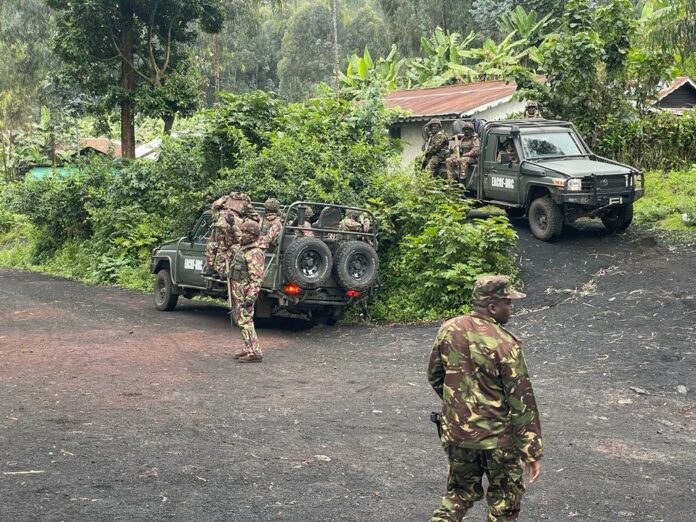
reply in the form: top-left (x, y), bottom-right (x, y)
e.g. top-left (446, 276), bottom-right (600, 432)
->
top-left (566, 178), bottom-right (582, 191)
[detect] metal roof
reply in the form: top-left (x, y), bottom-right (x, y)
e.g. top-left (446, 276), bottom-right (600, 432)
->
top-left (386, 80), bottom-right (518, 121)
top-left (656, 76), bottom-right (696, 102)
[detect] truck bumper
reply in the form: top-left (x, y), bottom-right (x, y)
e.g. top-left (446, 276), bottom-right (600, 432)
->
top-left (560, 188), bottom-right (643, 206)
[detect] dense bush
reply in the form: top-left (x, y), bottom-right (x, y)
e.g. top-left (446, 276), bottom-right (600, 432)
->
top-left (0, 91), bottom-right (519, 321)
top-left (595, 112), bottom-right (696, 171)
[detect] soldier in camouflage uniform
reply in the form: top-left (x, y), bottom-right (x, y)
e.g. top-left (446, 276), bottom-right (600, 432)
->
top-left (215, 193), bottom-right (261, 278)
top-left (338, 209), bottom-right (363, 240)
top-left (204, 193), bottom-right (242, 277)
top-left (230, 220), bottom-right (266, 363)
top-left (446, 121), bottom-right (481, 182)
top-left (522, 101), bottom-right (543, 120)
top-left (428, 275), bottom-right (543, 522)
top-left (422, 119), bottom-right (450, 177)
top-left (295, 205), bottom-right (314, 237)
top-left (259, 198), bottom-right (283, 250)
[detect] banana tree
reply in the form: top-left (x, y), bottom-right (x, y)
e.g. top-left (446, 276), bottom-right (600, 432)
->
top-left (404, 28), bottom-right (478, 88)
top-left (471, 31), bottom-right (533, 81)
top-left (340, 45), bottom-right (403, 96)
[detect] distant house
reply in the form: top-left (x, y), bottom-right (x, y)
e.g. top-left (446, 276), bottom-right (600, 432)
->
top-left (654, 77), bottom-right (696, 114)
top-left (385, 80), bottom-right (526, 166)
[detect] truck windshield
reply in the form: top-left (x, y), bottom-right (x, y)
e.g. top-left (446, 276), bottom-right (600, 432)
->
top-left (520, 132), bottom-right (583, 159)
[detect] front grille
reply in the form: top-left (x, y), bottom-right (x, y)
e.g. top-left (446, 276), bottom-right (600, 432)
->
top-left (596, 176), bottom-right (627, 189)
top-left (582, 176), bottom-right (628, 191)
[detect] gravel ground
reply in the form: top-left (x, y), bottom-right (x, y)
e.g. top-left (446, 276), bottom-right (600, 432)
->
top-left (1, 221), bottom-right (694, 522)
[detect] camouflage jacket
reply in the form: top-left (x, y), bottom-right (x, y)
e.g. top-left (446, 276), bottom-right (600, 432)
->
top-left (259, 214), bottom-right (282, 250)
top-left (232, 245), bottom-right (265, 300)
top-left (428, 312), bottom-right (543, 462)
top-left (458, 135), bottom-right (480, 160)
top-left (425, 130), bottom-right (450, 159)
top-left (338, 217), bottom-right (362, 233)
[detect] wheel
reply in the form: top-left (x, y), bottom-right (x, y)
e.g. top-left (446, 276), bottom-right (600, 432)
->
top-left (601, 204), bottom-right (633, 232)
top-left (528, 196), bottom-right (563, 241)
top-left (283, 236), bottom-right (333, 289)
top-left (154, 269), bottom-right (179, 311)
top-left (333, 241), bottom-right (379, 291)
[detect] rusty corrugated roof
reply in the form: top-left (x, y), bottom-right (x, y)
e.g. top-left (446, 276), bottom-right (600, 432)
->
top-left (386, 80), bottom-right (518, 120)
top-left (79, 138), bottom-right (122, 157)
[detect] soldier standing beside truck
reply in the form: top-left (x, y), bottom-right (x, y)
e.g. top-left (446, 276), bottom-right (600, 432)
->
top-left (230, 220), bottom-right (266, 363)
top-left (422, 119), bottom-right (450, 176)
top-left (446, 121), bottom-right (480, 182)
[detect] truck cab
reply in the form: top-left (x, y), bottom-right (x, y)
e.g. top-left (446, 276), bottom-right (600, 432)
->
top-left (463, 120), bottom-right (644, 241)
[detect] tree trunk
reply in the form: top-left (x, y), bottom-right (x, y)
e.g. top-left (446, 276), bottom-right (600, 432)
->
top-left (162, 114), bottom-right (175, 135)
top-left (120, 1), bottom-right (136, 159)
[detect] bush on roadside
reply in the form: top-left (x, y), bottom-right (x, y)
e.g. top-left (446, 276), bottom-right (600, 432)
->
top-left (634, 168), bottom-right (696, 230)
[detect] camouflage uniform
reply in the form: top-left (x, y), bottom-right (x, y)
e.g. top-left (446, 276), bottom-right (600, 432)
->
top-left (428, 275), bottom-right (542, 522)
top-left (215, 193), bottom-right (261, 278)
top-left (296, 205), bottom-right (314, 237)
top-left (338, 209), bottom-right (363, 240)
top-left (259, 198), bottom-right (283, 250)
top-left (205, 195), bottom-right (241, 274)
top-left (423, 119), bottom-right (450, 176)
top-left (447, 122), bottom-right (481, 181)
top-left (522, 101), bottom-right (543, 120)
top-left (230, 220), bottom-right (265, 363)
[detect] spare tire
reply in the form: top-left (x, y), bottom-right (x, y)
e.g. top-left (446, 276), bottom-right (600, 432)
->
top-left (333, 241), bottom-right (379, 291)
top-left (283, 236), bottom-right (333, 289)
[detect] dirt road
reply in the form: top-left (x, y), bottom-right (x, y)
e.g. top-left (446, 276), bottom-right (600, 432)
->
top-left (1, 221), bottom-right (694, 521)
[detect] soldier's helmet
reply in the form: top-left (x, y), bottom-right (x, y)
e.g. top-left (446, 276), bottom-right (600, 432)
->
top-left (227, 192), bottom-right (251, 215)
top-left (462, 121), bottom-right (475, 134)
top-left (264, 198), bottom-right (280, 213)
top-left (428, 118), bottom-right (442, 129)
top-left (346, 209), bottom-right (360, 219)
top-left (240, 219), bottom-right (261, 238)
top-left (472, 275), bottom-right (526, 304)
top-left (525, 101), bottom-right (538, 111)
top-left (299, 205), bottom-right (314, 218)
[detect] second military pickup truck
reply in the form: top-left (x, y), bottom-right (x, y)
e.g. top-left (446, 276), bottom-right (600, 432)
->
top-left (458, 119), bottom-right (644, 241)
top-left (150, 201), bottom-right (379, 324)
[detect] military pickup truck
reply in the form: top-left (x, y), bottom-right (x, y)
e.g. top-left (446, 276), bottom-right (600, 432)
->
top-left (150, 201), bottom-right (379, 324)
top-left (458, 119), bottom-right (644, 241)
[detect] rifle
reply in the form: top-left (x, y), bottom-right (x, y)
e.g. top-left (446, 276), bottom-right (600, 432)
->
top-left (430, 411), bottom-right (442, 439)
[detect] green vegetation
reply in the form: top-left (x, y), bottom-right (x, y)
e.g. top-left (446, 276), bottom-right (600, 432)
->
top-left (634, 168), bottom-right (696, 230)
top-left (0, 92), bottom-right (518, 321)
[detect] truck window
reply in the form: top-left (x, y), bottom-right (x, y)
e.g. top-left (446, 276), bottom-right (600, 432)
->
top-left (521, 132), bottom-right (583, 159)
top-left (193, 215), bottom-right (212, 241)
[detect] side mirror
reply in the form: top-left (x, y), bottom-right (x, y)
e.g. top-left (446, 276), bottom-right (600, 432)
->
top-left (187, 231), bottom-right (194, 243)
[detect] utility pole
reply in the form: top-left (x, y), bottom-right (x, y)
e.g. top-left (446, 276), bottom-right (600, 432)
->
top-left (332, 0), bottom-right (340, 99)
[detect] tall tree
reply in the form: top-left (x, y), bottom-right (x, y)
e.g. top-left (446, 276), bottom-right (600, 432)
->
top-left (47, 0), bottom-right (224, 158)
top-left (278, 3), bottom-right (341, 102)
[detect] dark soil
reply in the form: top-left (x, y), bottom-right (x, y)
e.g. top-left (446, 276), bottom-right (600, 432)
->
top-left (1, 220), bottom-right (694, 521)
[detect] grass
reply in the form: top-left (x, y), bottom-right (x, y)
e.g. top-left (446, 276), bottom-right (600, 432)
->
top-left (634, 168), bottom-right (696, 231)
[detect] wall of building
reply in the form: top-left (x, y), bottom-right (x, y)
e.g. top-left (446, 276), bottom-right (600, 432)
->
top-left (395, 99), bottom-right (525, 168)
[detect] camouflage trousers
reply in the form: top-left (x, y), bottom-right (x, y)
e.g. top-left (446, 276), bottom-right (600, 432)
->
top-left (430, 445), bottom-right (525, 522)
top-left (204, 229), bottom-right (226, 270)
top-left (230, 280), bottom-right (261, 357)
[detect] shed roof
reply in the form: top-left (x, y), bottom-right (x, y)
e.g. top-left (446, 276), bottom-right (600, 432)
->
top-left (78, 138), bottom-right (123, 157)
top-left (385, 80), bottom-right (518, 121)
top-left (656, 76), bottom-right (696, 102)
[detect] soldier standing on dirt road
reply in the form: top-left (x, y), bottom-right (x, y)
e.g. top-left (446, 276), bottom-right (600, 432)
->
top-left (428, 275), bottom-right (543, 522)
top-left (230, 219), bottom-right (266, 363)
